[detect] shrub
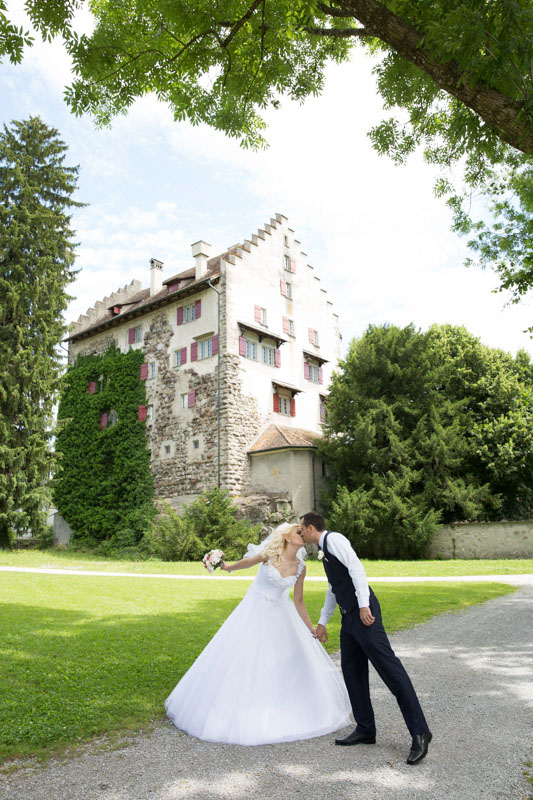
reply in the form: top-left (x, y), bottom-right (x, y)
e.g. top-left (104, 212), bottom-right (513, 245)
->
top-left (145, 502), bottom-right (204, 561)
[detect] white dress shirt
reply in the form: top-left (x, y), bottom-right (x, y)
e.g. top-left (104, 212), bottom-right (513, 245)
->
top-left (318, 530), bottom-right (370, 626)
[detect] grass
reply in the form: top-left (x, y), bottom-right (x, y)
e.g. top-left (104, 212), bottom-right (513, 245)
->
top-left (1, 548), bottom-right (533, 576)
top-left (0, 571), bottom-right (515, 765)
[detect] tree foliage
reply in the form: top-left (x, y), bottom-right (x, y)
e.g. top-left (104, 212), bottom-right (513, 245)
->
top-left (319, 323), bottom-right (533, 558)
top-left (53, 343), bottom-right (155, 548)
top-left (1, 1), bottom-right (532, 299)
top-left (0, 116), bottom-right (81, 548)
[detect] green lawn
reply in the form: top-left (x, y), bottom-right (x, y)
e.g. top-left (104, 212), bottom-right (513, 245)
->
top-left (0, 571), bottom-right (515, 764)
top-left (1, 548), bottom-right (532, 576)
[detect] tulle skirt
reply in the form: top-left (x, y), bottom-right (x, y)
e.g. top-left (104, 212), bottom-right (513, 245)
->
top-left (165, 583), bottom-right (352, 745)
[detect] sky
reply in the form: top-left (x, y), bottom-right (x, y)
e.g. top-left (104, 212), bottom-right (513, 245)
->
top-left (1, 2), bottom-right (532, 360)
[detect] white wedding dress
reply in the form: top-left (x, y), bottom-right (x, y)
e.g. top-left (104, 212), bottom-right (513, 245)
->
top-left (165, 559), bottom-right (352, 745)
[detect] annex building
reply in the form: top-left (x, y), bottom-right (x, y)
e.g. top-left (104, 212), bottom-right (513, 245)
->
top-left (66, 214), bottom-right (341, 518)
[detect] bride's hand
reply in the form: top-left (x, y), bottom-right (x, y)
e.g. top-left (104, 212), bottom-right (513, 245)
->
top-left (309, 626), bottom-right (318, 638)
top-left (221, 562), bottom-right (232, 573)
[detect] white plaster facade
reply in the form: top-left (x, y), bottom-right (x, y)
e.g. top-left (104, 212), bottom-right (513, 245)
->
top-left (66, 214), bottom-right (341, 517)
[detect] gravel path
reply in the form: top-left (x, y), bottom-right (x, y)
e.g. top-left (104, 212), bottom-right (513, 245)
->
top-left (2, 580), bottom-right (532, 800)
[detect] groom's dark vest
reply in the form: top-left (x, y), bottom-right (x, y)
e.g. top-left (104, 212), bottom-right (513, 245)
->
top-left (321, 531), bottom-right (360, 613)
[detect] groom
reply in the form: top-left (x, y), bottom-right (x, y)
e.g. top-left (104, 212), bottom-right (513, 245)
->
top-left (299, 512), bottom-right (432, 765)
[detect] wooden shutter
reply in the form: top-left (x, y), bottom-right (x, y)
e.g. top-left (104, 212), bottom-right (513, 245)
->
top-left (195, 299), bottom-right (201, 319)
top-left (188, 390), bottom-right (196, 408)
top-left (318, 368), bottom-right (323, 384)
top-left (290, 258), bottom-right (296, 273)
top-left (167, 281), bottom-right (179, 293)
top-left (280, 279), bottom-right (287, 297)
top-left (282, 316), bottom-right (290, 334)
top-left (177, 306), bottom-right (184, 325)
top-left (254, 305), bottom-right (262, 323)
top-left (191, 342), bottom-right (198, 361)
top-left (88, 382), bottom-right (96, 395)
top-left (128, 327), bottom-right (135, 344)
top-left (140, 363), bottom-right (148, 380)
top-left (100, 413), bottom-right (107, 429)
top-left (212, 334), bottom-right (219, 355)
top-left (112, 306), bottom-right (120, 315)
top-left (180, 346), bottom-right (187, 365)
top-left (290, 398), bottom-right (296, 417)
top-left (309, 328), bottom-right (315, 344)
top-left (304, 362), bottom-right (310, 380)
top-left (138, 405), bottom-right (147, 421)
top-left (274, 349), bottom-right (281, 367)
top-left (239, 336), bottom-right (247, 356)
top-left (320, 401), bottom-right (326, 422)
top-left (273, 393), bottom-right (280, 413)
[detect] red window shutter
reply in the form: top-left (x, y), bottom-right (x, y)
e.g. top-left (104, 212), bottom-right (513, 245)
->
top-left (128, 327), bottom-right (135, 344)
top-left (290, 398), bottom-right (296, 417)
top-left (212, 334), bottom-right (219, 355)
top-left (100, 413), bottom-right (107, 429)
top-left (140, 363), bottom-right (148, 380)
top-left (254, 304), bottom-right (262, 323)
top-left (88, 381), bottom-right (96, 395)
top-left (304, 362), bottom-right (310, 380)
top-left (290, 258), bottom-right (296, 273)
top-left (280, 279), bottom-right (287, 297)
top-left (273, 393), bottom-right (280, 413)
top-left (282, 316), bottom-right (290, 334)
top-left (318, 368), bottom-right (324, 384)
top-left (177, 306), bottom-right (184, 325)
top-left (309, 328), bottom-right (315, 344)
top-left (180, 346), bottom-right (187, 365)
top-left (274, 348), bottom-right (281, 367)
top-left (167, 281), bottom-right (179, 293)
top-left (239, 336), bottom-right (247, 356)
top-left (188, 390), bottom-right (196, 408)
top-left (195, 299), bottom-right (201, 319)
top-left (138, 405), bottom-right (147, 422)
top-left (113, 306), bottom-right (120, 315)
top-left (191, 342), bottom-right (198, 361)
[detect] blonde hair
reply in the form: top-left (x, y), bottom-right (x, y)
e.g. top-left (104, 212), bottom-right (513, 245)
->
top-left (262, 523), bottom-right (300, 567)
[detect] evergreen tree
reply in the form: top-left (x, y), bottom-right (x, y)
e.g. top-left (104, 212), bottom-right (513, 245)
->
top-left (0, 117), bottom-right (82, 547)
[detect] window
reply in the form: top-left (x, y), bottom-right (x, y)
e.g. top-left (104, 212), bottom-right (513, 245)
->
top-left (107, 410), bottom-right (118, 427)
top-left (242, 338), bottom-right (256, 360)
top-left (283, 254), bottom-right (291, 271)
top-left (254, 305), bottom-right (267, 326)
top-left (193, 439), bottom-right (200, 449)
top-left (147, 405), bottom-right (154, 421)
top-left (199, 337), bottom-right (213, 360)
top-left (148, 362), bottom-right (156, 379)
top-left (282, 317), bottom-right (295, 336)
top-left (177, 300), bottom-right (202, 325)
top-left (309, 364), bottom-right (319, 382)
top-left (273, 392), bottom-right (296, 417)
top-left (181, 393), bottom-right (188, 409)
top-left (319, 397), bottom-right (326, 423)
top-left (135, 326), bottom-right (142, 343)
top-left (262, 345), bottom-right (275, 366)
top-left (185, 303), bottom-right (196, 323)
top-left (164, 444), bottom-right (171, 454)
top-left (286, 282), bottom-right (292, 300)
top-left (304, 361), bottom-right (323, 384)
top-left (308, 328), bottom-right (319, 346)
top-left (284, 235), bottom-right (289, 247)
top-left (280, 396), bottom-right (291, 415)
top-left (288, 319), bottom-right (295, 336)
top-left (175, 347), bottom-right (187, 367)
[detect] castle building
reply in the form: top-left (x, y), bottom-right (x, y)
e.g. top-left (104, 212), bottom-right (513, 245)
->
top-left (66, 214), bottom-right (341, 517)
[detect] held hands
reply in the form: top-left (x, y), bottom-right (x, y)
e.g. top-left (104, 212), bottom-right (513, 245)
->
top-left (316, 624), bottom-right (328, 643)
top-left (308, 625), bottom-right (318, 639)
top-left (360, 607), bottom-right (375, 626)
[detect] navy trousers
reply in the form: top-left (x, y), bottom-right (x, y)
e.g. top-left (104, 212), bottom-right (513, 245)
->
top-left (340, 588), bottom-right (429, 737)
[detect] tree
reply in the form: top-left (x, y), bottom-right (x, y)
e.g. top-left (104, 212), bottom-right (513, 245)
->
top-left (319, 323), bottom-right (533, 558)
top-left (1, 1), bottom-right (532, 300)
top-left (0, 116), bottom-right (82, 547)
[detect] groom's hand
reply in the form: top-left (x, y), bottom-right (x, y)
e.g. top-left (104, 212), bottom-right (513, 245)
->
top-left (316, 624), bottom-right (328, 643)
top-left (360, 607), bottom-right (375, 626)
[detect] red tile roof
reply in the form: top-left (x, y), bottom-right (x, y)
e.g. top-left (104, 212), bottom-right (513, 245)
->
top-left (248, 424), bottom-right (321, 453)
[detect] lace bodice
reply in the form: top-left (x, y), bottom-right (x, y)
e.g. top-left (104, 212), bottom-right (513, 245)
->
top-left (251, 560), bottom-right (305, 603)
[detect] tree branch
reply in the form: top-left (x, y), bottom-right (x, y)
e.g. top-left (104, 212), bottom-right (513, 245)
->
top-left (222, 0), bottom-right (264, 48)
top-left (303, 25), bottom-right (368, 38)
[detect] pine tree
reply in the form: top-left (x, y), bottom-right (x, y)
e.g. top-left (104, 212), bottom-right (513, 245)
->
top-left (0, 117), bottom-right (82, 547)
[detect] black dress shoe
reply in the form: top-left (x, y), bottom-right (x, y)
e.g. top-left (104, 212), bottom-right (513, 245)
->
top-left (335, 728), bottom-right (376, 746)
top-left (406, 731), bottom-right (432, 764)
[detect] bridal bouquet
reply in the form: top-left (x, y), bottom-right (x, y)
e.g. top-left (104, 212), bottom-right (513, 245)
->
top-left (202, 549), bottom-right (225, 573)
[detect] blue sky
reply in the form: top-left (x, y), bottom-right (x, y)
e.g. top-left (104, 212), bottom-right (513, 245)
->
top-left (2, 2), bottom-right (532, 359)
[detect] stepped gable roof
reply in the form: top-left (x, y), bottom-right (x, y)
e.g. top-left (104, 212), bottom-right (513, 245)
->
top-left (248, 424), bottom-right (321, 453)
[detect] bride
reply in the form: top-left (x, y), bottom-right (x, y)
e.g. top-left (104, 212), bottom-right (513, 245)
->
top-left (164, 522), bottom-right (352, 745)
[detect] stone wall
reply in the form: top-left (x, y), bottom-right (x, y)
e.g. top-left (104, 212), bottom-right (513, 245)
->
top-left (232, 492), bottom-right (296, 535)
top-left (428, 520), bottom-right (533, 559)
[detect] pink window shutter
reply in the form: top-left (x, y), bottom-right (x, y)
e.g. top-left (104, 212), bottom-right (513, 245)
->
top-left (280, 279), bottom-right (287, 297)
top-left (318, 368), bottom-right (324, 384)
top-left (274, 349), bottom-right (281, 367)
top-left (254, 305), bottom-right (262, 323)
top-left (177, 306), bottom-right (184, 325)
top-left (100, 413), bottom-right (107, 430)
top-left (128, 327), bottom-right (135, 344)
top-left (195, 299), bottom-right (202, 319)
top-left (138, 405), bottom-right (147, 422)
top-left (88, 382), bottom-right (96, 395)
top-left (178, 347), bottom-right (186, 365)
top-left (140, 363), bottom-right (148, 380)
top-left (308, 328), bottom-right (315, 344)
top-left (290, 398), bottom-right (296, 417)
top-left (320, 402), bottom-right (326, 422)
top-left (212, 334), bottom-right (219, 355)
top-left (188, 390), bottom-right (196, 408)
top-left (290, 258), bottom-right (296, 273)
top-left (239, 336), bottom-right (247, 356)
top-left (282, 317), bottom-right (289, 334)
top-left (273, 393), bottom-right (280, 413)
top-left (304, 362), bottom-right (310, 380)
top-left (191, 342), bottom-right (198, 361)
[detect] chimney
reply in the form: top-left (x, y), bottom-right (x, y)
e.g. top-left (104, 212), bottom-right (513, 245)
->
top-left (150, 258), bottom-right (164, 296)
top-left (191, 240), bottom-right (211, 281)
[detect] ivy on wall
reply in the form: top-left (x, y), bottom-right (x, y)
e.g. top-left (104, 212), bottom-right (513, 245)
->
top-left (53, 343), bottom-right (155, 546)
